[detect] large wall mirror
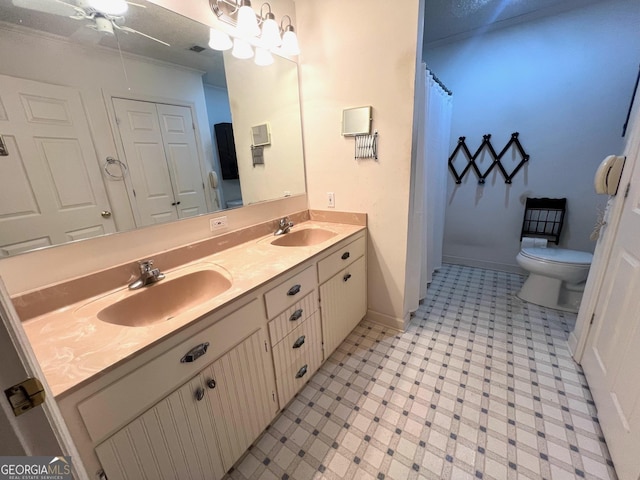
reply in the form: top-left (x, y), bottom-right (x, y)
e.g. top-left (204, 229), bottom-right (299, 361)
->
top-left (0, 0), bottom-right (306, 257)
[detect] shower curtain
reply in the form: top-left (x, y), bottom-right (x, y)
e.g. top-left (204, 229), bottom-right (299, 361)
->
top-left (406, 65), bottom-right (453, 312)
top-left (421, 67), bottom-right (453, 297)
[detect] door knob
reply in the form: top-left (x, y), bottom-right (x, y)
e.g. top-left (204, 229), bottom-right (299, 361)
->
top-left (101, 211), bottom-right (112, 218)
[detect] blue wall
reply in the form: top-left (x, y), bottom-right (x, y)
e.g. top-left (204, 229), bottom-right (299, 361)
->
top-left (425, 0), bottom-right (640, 271)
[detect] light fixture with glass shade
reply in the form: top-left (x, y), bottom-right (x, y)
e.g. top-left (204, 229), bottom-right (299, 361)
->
top-left (254, 47), bottom-right (274, 66)
top-left (280, 16), bottom-right (300, 56)
top-left (209, 0), bottom-right (300, 64)
top-left (209, 27), bottom-right (233, 51)
top-left (86, 0), bottom-right (129, 15)
top-left (232, 37), bottom-right (254, 59)
top-left (259, 3), bottom-right (281, 49)
top-left (236, 0), bottom-right (260, 38)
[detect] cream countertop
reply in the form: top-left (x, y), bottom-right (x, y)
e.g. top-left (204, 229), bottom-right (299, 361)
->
top-left (21, 220), bottom-right (365, 397)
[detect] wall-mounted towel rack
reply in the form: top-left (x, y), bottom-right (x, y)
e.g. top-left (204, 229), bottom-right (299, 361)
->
top-left (448, 132), bottom-right (529, 185)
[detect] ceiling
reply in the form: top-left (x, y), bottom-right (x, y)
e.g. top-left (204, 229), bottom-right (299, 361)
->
top-left (424, 0), bottom-right (606, 47)
top-left (0, 0), bottom-right (614, 85)
top-left (0, 0), bottom-right (228, 87)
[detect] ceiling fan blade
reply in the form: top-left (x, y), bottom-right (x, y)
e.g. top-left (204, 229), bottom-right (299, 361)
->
top-left (12, 0), bottom-right (84, 17)
top-left (113, 24), bottom-right (170, 46)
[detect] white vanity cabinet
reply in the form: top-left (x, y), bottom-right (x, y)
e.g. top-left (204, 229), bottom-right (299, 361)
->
top-left (266, 266), bottom-right (323, 407)
top-left (95, 327), bottom-right (274, 480)
top-left (318, 235), bottom-right (367, 358)
top-left (54, 226), bottom-right (368, 479)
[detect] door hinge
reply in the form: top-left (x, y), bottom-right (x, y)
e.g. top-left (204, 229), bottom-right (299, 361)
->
top-left (264, 340), bottom-right (268, 353)
top-left (192, 123), bottom-right (196, 131)
top-left (272, 391), bottom-right (276, 403)
top-left (115, 117), bottom-right (121, 125)
top-left (590, 313), bottom-right (595, 326)
top-left (624, 182), bottom-right (631, 198)
top-left (4, 377), bottom-right (46, 417)
top-left (132, 188), bottom-right (136, 198)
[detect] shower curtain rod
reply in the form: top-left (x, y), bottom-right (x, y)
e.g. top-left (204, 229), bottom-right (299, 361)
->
top-left (425, 65), bottom-right (452, 96)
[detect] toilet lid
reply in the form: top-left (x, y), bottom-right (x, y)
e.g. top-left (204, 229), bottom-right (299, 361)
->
top-left (521, 248), bottom-right (593, 265)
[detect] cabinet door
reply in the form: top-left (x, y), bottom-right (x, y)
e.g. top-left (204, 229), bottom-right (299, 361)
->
top-left (95, 374), bottom-right (225, 480)
top-left (202, 328), bottom-right (276, 471)
top-left (320, 255), bottom-right (367, 359)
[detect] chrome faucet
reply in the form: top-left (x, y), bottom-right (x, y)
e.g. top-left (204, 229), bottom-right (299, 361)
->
top-left (274, 216), bottom-right (294, 236)
top-left (128, 259), bottom-right (165, 290)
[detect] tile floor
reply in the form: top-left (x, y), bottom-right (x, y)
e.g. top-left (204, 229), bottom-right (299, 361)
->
top-left (225, 264), bottom-right (617, 480)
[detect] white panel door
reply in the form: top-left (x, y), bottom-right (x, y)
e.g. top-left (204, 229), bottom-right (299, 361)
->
top-left (203, 329), bottom-right (276, 471)
top-left (0, 74), bottom-right (115, 256)
top-left (156, 104), bottom-right (207, 219)
top-left (95, 373), bottom-right (226, 480)
top-left (582, 152), bottom-right (640, 480)
top-left (112, 98), bottom-right (177, 227)
top-left (320, 256), bottom-right (367, 359)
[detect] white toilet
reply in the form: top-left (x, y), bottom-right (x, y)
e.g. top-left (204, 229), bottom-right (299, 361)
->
top-left (516, 247), bottom-right (593, 313)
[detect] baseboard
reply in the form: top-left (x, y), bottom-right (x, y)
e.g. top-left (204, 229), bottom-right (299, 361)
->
top-left (365, 309), bottom-right (406, 332)
top-left (443, 255), bottom-right (525, 275)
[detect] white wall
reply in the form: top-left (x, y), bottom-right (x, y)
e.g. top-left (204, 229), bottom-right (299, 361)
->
top-left (425, 0), bottom-right (640, 271)
top-left (295, 0), bottom-right (423, 329)
top-left (203, 84), bottom-right (242, 207)
top-left (0, 26), bottom-right (215, 234)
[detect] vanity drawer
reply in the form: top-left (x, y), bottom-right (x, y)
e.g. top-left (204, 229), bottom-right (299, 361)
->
top-left (77, 298), bottom-right (265, 443)
top-left (318, 235), bottom-right (366, 284)
top-left (272, 312), bottom-right (322, 407)
top-left (268, 290), bottom-right (317, 346)
top-left (264, 265), bottom-right (317, 319)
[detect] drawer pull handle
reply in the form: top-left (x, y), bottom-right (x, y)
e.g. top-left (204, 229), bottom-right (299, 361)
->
top-left (180, 342), bottom-right (210, 363)
top-left (341, 251), bottom-right (350, 260)
top-left (343, 273), bottom-right (352, 282)
top-left (195, 387), bottom-right (205, 401)
top-left (295, 364), bottom-right (308, 379)
top-left (287, 284), bottom-right (301, 296)
top-left (207, 379), bottom-right (216, 389)
top-left (292, 335), bottom-right (306, 349)
top-left (290, 309), bottom-right (304, 321)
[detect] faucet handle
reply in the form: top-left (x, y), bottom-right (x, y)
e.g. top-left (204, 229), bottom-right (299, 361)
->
top-left (138, 259), bottom-right (154, 272)
top-left (279, 217), bottom-right (289, 228)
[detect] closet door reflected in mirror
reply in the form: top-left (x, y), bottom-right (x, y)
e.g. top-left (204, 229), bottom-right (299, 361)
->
top-left (0, 74), bottom-right (116, 257)
top-left (113, 98), bottom-right (209, 227)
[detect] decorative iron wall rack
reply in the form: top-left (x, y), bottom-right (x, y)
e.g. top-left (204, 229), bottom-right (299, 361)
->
top-left (448, 132), bottom-right (529, 184)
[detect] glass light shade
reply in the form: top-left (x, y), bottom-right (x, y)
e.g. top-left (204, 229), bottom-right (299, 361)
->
top-left (232, 38), bottom-right (254, 59)
top-left (281, 28), bottom-right (300, 56)
top-left (254, 47), bottom-right (274, 66)
top-left (208, 28), bottom-right (232, 51)
top-left (236, 4), bottom-right (260, 38)
top-left (87, 0), bottom-right (128, 15)
top-left (260, 17), bottom-right (281, 49)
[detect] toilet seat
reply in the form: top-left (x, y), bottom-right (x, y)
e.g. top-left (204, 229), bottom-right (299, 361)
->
top-left (520, 247), bottom-right (592, 266)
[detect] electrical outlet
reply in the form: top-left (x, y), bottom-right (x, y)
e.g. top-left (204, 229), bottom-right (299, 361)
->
top-left (327, 192), bottom-right (335, 208)
top-left (210, 216), bottom-right (228, 231)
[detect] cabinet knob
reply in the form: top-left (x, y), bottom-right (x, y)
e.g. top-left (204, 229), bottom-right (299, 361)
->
top-left (207, 379), bottom-right (216, 389)
top-left (292, 335), bottom-right (306, 349)
top-left (287, 284), bottom-right (301, 296)
top-left (195, 387), bottom-right (205, 401)
top-left (341, 251), bottom-right (350, 260)
top-left (343, 273), bottom-right (352, 282)
top-left (289, 309), bottom-right (303, 322)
